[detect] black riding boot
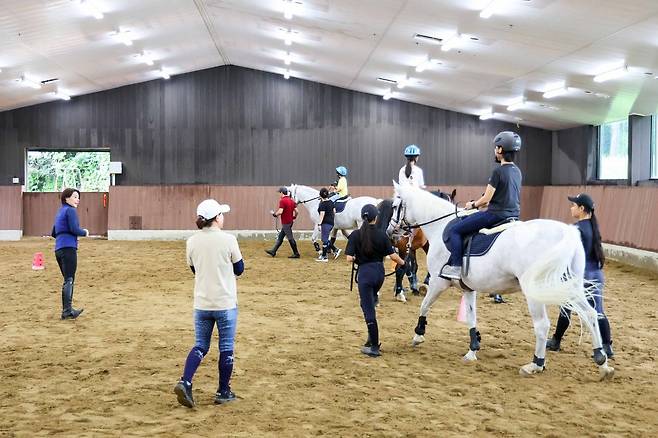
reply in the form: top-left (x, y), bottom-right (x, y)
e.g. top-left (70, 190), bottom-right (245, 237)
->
top-left (265, 236), bottom-right (284, 257)
top-left (288, 239), bottom-right (300, 258)
top-left (546, 308), bottom-right (570, 351)
top-left (61, 278), bottom-right (83, 320)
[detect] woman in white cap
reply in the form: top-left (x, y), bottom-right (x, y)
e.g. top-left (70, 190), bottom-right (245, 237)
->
top-left (174, 199), bottom-right (244, 408)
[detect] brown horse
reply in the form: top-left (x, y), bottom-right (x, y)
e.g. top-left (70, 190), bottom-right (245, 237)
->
top-left (377, 189), bottom-right (456, 298)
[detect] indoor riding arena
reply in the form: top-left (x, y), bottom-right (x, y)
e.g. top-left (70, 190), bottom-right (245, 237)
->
top-left (1, 1), bottom-right (658, 437)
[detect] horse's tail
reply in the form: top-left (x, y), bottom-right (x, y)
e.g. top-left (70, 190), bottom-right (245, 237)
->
top-left (519, 225), bottom-right (596, 319)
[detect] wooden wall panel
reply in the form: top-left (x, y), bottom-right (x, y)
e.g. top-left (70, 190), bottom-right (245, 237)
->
top-left (0, 66), bottom-right (553, 187)
top-left (0, 186), bottom-right (22, 229)
top-left (540, 186), bottom-right (658, 252)
top-left (22, 192), bottom-right (108, 236)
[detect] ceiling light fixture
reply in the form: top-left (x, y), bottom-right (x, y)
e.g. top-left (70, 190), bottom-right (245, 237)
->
top-left (136, 53), bottom-right (154, 66)
top-left (415, 57), bottom-right (441, 73)
top-left (112, 30), bottom-right (133, 46)
top-left (593, 65), bottom-right (628, 83)
top-left (284, 31), bottom-right (293, 46)
top-left (397, 77), bottom-right (409, 89)
top-left (284, 53), bottom-right (291, 65)
top-left (283, 70), bottom-right (290, 79)
top-left (383, 89), bottom-right (393, 100)
top-left (506, 97), bottom-right (526, 111)
top-left (480, 0), bottom-right (499, 19)
top-left (54, 91), bottom-right (71, 101)
top-left (441, 34), bottom-right (461, 52)
top-left (159, 70), bottom-right (170, 80)
top-left (543, 86), bottom-right (570, 99)
top-left (80, 0), bottom-right (103, 20)
top-left (479, 111), bottom-right (494, 120)
top-left (18, 76), bottom-right (42, 89)
top-left (413, 33), bottom-right (442, 45)
top-left (283, 0), bottom-right (294, 19)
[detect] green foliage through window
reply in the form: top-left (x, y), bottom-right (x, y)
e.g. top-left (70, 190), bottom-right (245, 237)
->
top-left (27, 151), bottom-right (110, 192)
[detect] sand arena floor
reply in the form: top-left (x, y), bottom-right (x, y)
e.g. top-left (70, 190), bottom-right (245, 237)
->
top-left (1, 238), bottom-right (657, 437)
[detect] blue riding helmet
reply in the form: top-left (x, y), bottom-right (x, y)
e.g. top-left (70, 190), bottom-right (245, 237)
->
top-left (336, 166), bottom-right (348, 176)
top-left (404, 144), bottom-right (421, 157)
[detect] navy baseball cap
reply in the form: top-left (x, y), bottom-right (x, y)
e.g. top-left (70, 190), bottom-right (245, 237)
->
top-left (361, 204), bottom-right (378, 221)
top-left (278, 187), bottom-right (288, 195)
top-left (568, 193), bottom-right (595, 211)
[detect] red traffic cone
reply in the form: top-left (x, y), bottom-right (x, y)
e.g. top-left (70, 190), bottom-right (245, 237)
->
top-left (32, 252), bottom-right (45, 270)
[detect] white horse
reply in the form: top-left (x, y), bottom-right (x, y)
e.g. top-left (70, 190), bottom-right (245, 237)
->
top-left (288, 184), bottom-right (379, 246)
top-left (392, 182), bottom-right (614, 380)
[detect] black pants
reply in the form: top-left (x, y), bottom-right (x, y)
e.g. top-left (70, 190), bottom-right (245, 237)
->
top-left (357, 263), bottom-right (385, 345)
top-left (55, 248), bottom-right (77, 281)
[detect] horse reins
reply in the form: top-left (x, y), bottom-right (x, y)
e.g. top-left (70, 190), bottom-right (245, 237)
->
top-left (400, 203), bottom-right (460, 232)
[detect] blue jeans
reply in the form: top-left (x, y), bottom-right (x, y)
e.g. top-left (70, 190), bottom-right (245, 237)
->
top-left (448, 211), bottom-right (503, 266)
top-left (194, 308), bottom-right (238, 353)
top-left (321, 223), bottom-right (333, 245)
top-left (585, 268), bottom-right (605, 314)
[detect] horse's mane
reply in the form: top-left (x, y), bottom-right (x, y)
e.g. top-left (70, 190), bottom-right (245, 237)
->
top-left (398, 184), bottom-right (455, 220)
top-left (376, 199), bottom-right (394, 233)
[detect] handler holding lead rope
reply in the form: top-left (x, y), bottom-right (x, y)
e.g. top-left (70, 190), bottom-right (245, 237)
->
top-left (345, 204), bottom-right (405, 357)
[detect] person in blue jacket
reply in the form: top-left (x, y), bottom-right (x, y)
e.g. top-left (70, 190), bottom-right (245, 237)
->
top-left (51, 188), bottom-right (89, 320)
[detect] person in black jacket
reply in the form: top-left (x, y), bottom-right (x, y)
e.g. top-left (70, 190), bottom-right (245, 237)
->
top-left (346, 204), bottom-right (405, 357)
top-left (546, 193), bottom-right (614, 358)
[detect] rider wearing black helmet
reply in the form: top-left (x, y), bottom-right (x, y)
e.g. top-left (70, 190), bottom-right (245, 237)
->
top-left (442, 131), bottom-right (523, 280)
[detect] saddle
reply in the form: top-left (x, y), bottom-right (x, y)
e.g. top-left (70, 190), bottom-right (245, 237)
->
top-left (333, 195), bottom-right (351, 213)
top-left (442, 215), bottom-right (520, 277)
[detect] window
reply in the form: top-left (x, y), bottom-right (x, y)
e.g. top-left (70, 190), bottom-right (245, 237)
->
top-left (598, 119), bottom-right (628, 180)
top-left (652, 116), bottom-right (658, 179)
top-left (26, 150), bottom-right (110, 192)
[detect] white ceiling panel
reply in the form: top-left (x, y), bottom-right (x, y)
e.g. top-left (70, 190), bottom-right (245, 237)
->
top-left (2, 0), bottom-right (658, 129)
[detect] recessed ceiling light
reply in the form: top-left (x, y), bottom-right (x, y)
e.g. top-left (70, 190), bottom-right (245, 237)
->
top-left (644, 72), bottom-right (653, 76)
top-left (584, 90), bottom-right (593, 94)
top-left (470, 36), bottom-right (479, 41)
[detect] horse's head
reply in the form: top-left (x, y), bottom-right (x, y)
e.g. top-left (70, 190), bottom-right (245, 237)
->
top-left (393, 181), bottom-right (456, 230)
top-left (432, 188), bottom-right (458, 204)
top-left (287, 184), bottom-right (298, 202)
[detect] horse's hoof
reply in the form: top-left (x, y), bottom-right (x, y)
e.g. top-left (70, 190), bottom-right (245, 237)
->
top-left (418, 284), bottom-right (428, 295)
top-left (412, 334), bottom-right (425, 346)
top-left (519, 362), bottom-right (545, 376)
top-left (599, 363), bottom-right (615, 381)
top-left (463, 350), bottom-right (478, 362)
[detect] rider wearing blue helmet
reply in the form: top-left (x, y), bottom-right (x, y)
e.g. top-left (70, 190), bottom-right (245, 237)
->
top-left (330, 166), bottom-right (349, 202)
top-left (441, 131), bottom-right (523, 280)
top-left (399, 145), bottom-right (425, 189)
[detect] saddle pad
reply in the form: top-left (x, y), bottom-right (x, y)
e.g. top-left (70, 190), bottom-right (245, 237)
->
top-left (443, 217), bottom-right (509, 258)
top-left (334, 197), bottom-right (351, 213)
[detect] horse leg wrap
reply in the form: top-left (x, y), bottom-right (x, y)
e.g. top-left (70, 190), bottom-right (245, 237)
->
top-left (593, 348), bottom-right (607, 366)
top-left (313, 241), bottom-right (321, 252)
top-left (415, 316), bottom-right (427, 336)
top-left (469, 327), bottom-right (481, 351)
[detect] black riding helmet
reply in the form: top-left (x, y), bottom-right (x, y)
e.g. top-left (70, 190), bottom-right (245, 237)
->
top-left (361, 204), bottom-right (378, 222)
top-left (493, 131), bottom-right (522, 152)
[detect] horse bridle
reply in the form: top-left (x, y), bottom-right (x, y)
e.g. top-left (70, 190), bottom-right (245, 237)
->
top-left (289, 185), bottom-right (320, 204)
top-left (392, 194), bottom-right (460, 233)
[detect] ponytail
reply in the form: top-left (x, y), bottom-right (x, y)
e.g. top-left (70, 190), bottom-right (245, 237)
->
top-left (196, 215), bottom-right (215, 229)
top-left (359, 221), bottom-right (375, 258)
top-left (590, 211), bottom-right (605, 267)
top-left (405, 157), bottom-right (416, 179)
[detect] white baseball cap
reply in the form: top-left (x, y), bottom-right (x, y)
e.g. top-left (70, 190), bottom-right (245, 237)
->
top-left (197, 199), bottom-right (230, 220)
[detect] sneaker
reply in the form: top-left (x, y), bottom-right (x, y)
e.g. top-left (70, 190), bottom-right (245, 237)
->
top-left (361, 344), bottom-right (381, 357)
top-left (493, 294), bottom-right (505, 304)
top-left (174, 380), bottom-right (195, 408)
top-left (441, 265), bottom-right (461, 280)
top-left (395, 292), bottom-right (407, 303)
top-left (265, 249), bottom-right (276, 257)
top-left (333, 248), bottom-right (342, 260)
top-left (214, 389), bottom-right (237, 404)
top-left (546, 336), bottom-right (561, 352)
top-left (288, 254), bottom-right (300, 259)
top-left (315, 256), bottom-right (328, 262)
